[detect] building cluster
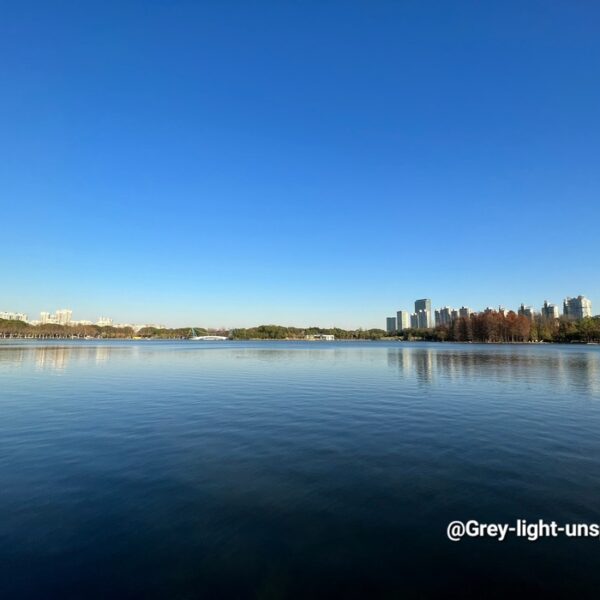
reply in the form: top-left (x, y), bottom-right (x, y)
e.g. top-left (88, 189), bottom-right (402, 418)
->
top-left (0, 311), bottom-right (28, 322)
top-left (0, 308), bottom-right (166, 332)
top-left (39, 309), bottom-right (73, 326)
top-left (386, 295), bottom-right (593, 333)
top-left (387, 299), bottom-right (474, 333)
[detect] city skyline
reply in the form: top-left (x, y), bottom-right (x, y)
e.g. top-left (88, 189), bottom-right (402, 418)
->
top-left (386, 294), bottom-right (594, 333)
top-left (0, 307), bottom-right (166, 331)
top-left (2, 291), bottom-right (596, 332)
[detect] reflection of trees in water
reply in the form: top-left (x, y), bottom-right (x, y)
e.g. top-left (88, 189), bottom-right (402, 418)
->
top-left (387, 347), bottom-right (600, 395)
top-left (0, 347), bottom-right (26, 364)
top-left (221, 348), bottom-right (365, 364)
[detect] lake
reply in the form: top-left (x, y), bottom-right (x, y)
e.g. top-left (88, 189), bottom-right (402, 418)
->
top-left (1, 340), bottom-right (600, 597)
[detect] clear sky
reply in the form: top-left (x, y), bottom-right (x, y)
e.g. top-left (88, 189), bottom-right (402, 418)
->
top-left (2, 1), bottom-right (599, 328)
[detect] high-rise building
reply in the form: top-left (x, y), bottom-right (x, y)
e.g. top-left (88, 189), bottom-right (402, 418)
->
top-left (458, 306), bottom-right (472, 319)
top-left (414, 299), bottom-right (432, 328)
top-left (40, 309), bottom-right (72, 325)
top-left (563, 296), bottom-right (592, 320)
top-left (541, 301), bottom-right (559, 320)
top-left (396, 311), bottom-right (410, 331)
top-left (410, 313), bottom-right (419, 329)
top-left (386, 317), bottom-right (397, 333)
top-left (415, 310), bottom-right (429, 329)
top-left (55, 309), bottom-right (72, 326)
top-left (435, 306), bottom-right (454, 326)
top-left (518, 304), bottom-right (535, 320)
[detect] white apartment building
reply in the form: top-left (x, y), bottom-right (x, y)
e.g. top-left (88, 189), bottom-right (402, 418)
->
top-left (0, 311), bottom-right (28, 322)
top-left (40, 309), bottom-right (73, 325)
top-left (55, 309), bottom-right (72, 326)
top-left (435, 306), bottom-right (454, 326)
top-left (563, 296), bottom-right (592, 320)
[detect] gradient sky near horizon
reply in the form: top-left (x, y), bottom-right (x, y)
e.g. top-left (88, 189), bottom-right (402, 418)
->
top-left (2, 1), bottom-right (599, 328)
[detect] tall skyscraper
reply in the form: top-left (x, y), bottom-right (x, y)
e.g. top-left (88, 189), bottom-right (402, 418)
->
top-left (415, 310), bottom-right (429, 329)
top-left (458, 306), bottom-right (472, 319)
top-left (541, 301), bottom-right (559, 320)
top-left (414, 299), bottom-right (432, 328)
top-left (518, 304), bottom-right (535, 319)
top-left (435, 307), bottom-right (454, 326)
top-left (386, 317), bottom-right (397, 333)
top-left (396, 311), bottom-right (410, 331)
top-left (563, 296), bottom-right (592, 320)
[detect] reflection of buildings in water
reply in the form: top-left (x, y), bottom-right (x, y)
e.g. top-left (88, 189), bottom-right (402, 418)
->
top-left (413, 349), bottom-right (434, 383)
top-left (587, 354), bottom-right (600, 396)
top-left (95, 346), bottom-right (110, 364)
top-left (565, 352), bottom-right (600, 397)
top-left (434, 351), bottom-right (476, 382)
top-left (29, 344), bottom-right (123, 370)
top-left (387, 348), bottom-right (411, 375)
top-left (35, 347), bottom-right (70, 371)
top-left (386, 346), bottom-right (600, 397)
top-left (387, 348), bottom-right (434, 383)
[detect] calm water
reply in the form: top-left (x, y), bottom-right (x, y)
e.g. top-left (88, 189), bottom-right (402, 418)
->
top-left (2, 341), bottom-right (600, 598)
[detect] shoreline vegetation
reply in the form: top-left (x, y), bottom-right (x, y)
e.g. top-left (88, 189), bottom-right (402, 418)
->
top-left (1, 312), bottom-right (600, 343)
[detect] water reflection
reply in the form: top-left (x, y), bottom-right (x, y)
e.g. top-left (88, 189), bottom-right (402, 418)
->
top-left (386, 346), bottom-right (600, 395)
top-left (2, 341), bottom-right (600, 597)
top-left (0, 344), bottom-right (127, 372)
top-left (0, 342), bottom-right (598, 396)
top-left (35, 346), bottom-right (71, 371)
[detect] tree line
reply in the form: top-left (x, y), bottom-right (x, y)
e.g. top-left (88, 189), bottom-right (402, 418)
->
top-left (396, 312), bottom-right (600, 343)
top-left (0, 320), bottom-right (214, 339)
top-left (0, 320), bottom-right (388, 340)
top-left (230, 325), bottom-right (387, 340)
top-left (2, 313), bottom-right (599, 342)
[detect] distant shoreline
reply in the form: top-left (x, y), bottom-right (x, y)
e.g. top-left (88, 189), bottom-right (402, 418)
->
top-left (1, 315), bottom-right (599, 343)
top-left (1, 336), bottom-right (598, 346)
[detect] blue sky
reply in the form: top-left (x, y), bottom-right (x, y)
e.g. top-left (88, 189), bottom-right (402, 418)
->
top-left (1, 1), bottom-right (599, 328)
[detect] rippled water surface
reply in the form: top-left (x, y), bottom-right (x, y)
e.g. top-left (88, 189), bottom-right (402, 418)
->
top-left (2, 341), bottom-right (600, 597)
